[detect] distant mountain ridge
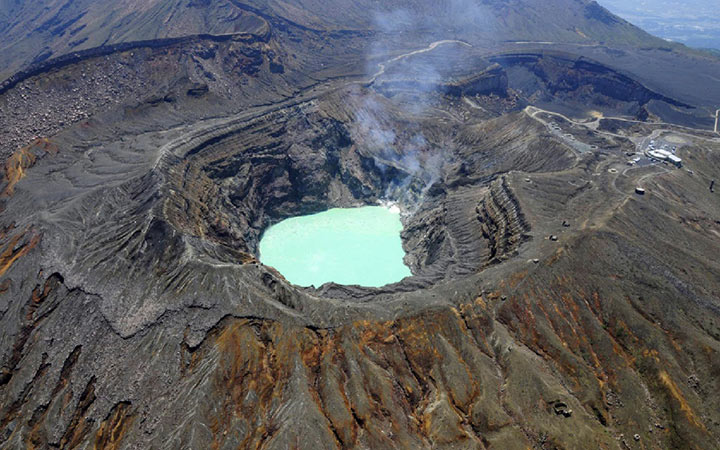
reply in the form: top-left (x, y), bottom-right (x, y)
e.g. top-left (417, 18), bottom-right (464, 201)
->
top-left (599, 0), bottom-right (720, 50)
top-left (0, 0), bottom-right (669, 80)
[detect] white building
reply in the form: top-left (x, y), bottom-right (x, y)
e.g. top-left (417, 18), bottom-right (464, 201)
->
top-left (667, 154), bottom-right (682, 167)
top-left (648, 149), bottom-right (682, 167)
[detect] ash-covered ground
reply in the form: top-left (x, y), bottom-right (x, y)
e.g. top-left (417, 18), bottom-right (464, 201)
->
top-left (1, 1), bottom-right (720, 449)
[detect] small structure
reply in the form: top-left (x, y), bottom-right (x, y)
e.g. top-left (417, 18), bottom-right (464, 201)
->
top-left (635, 187), bottom-right (646, 195)
top-left (667, 154), bottom-right (682, 167)
top-left (648, 149), bottom-right (682, 167)
top-left (553, 402), bottom-right (573, 418)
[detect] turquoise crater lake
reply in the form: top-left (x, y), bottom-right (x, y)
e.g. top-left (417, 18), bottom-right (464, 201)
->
top-left (259, 206), bottom-right (412, 287)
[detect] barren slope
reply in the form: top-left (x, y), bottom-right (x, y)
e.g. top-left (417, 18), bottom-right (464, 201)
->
top-left (0, 1), bottom-right (719, 449)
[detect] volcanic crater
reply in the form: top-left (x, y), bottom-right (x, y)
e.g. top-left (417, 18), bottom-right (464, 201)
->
top-left (155, 85), bottom-right (577, 302)
top-left (2, 2), bottom-right (720, 448)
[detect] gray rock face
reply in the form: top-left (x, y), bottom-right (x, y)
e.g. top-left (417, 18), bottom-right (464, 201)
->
top-left (0, 1), bottom-right (720, 449)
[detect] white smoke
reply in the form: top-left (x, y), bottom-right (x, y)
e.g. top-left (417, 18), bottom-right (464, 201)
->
top-left (350, 2), bottom-right (489, 211)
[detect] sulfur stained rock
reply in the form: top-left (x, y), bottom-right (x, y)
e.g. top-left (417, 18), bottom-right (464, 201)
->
top-left (422, 391), bottom-right (482, 449)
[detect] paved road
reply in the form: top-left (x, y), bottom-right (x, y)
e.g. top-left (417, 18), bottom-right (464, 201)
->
top-left (526, 106), bottom-right (720, 150)
top-left (368, 40), bottom-right (472, 85)
top-left (524, 106), bottom-right (597, 154)
top-left (525, 106), bottom-right (681, 204)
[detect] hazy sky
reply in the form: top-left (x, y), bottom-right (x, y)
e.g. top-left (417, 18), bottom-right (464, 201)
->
top-left (599, 0), bottom-right (720, 49)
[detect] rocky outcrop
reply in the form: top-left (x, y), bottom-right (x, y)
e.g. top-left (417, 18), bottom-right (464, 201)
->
top-left (375, 64), bottom-right (508, 98)
top-left (0, 31), bottom-right (270, 96)
top-left (477, 177), bottom-right (531, 264)
top-left (489, 51), bottom-right (693, 119)
top-left (443, 64), bottom-right (509, 97)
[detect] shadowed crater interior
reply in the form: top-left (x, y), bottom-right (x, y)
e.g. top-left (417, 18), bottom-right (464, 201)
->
top-left (159, 90), bottom-right (566, 297)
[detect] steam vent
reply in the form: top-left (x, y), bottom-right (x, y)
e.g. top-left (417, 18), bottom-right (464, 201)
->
top-left (1, 1), bottom-right (720, 449)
